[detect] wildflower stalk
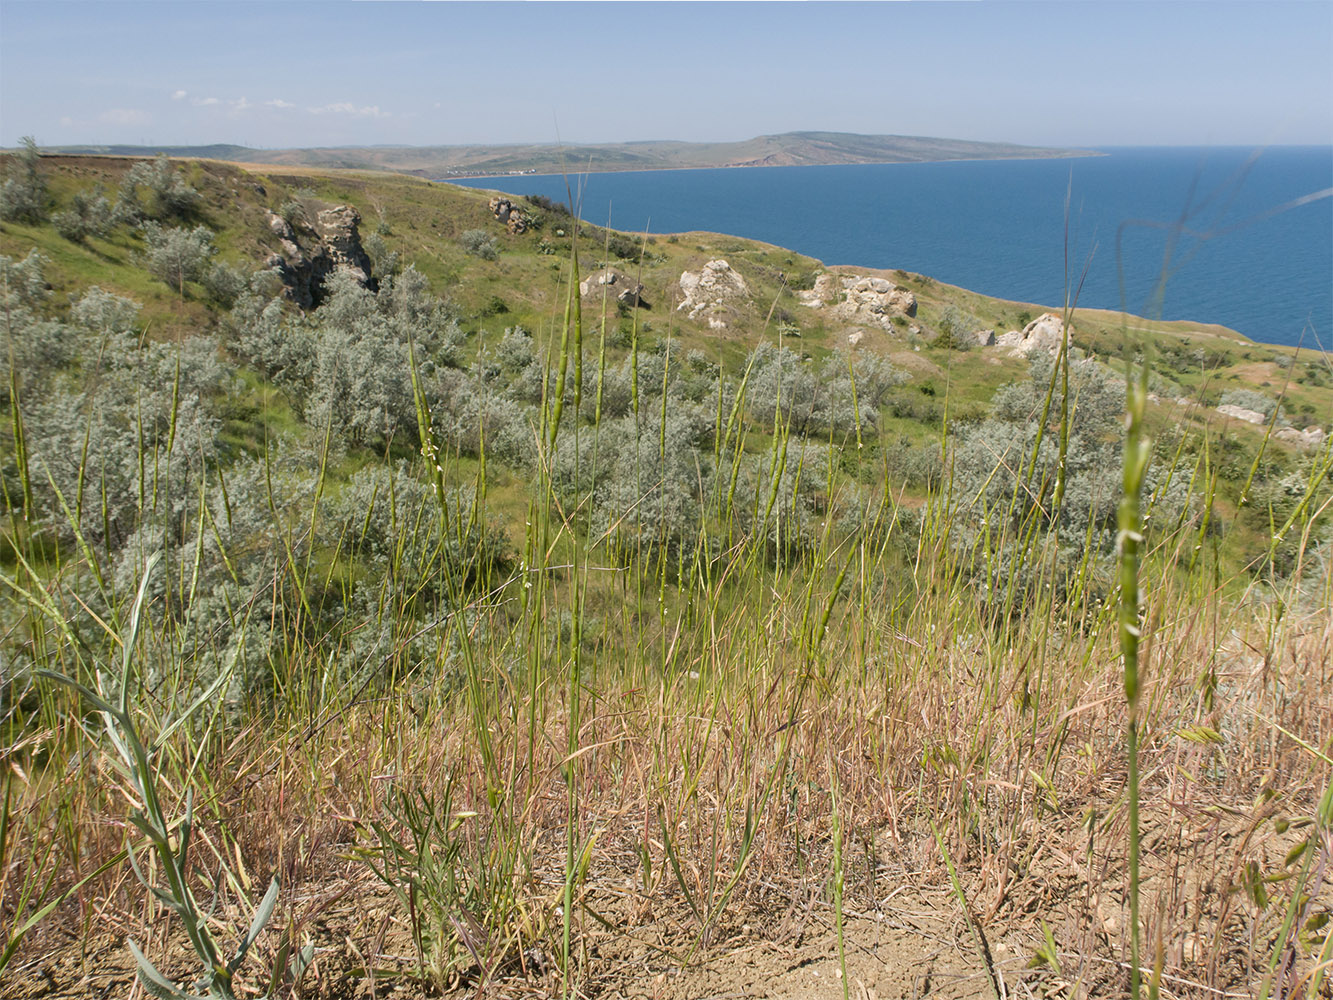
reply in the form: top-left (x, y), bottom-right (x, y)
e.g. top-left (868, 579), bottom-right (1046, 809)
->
top-left (1118, 352), bottom-right (1152, 1000)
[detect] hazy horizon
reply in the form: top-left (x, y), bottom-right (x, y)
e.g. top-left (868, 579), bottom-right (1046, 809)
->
top-left (25, 134), bottom-right (1333, 155)
top-left (3, 1), bottom-right (1331, 151)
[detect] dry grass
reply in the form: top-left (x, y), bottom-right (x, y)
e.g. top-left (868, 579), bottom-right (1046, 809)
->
top-left (3, 546), bottom-right (1329, 998)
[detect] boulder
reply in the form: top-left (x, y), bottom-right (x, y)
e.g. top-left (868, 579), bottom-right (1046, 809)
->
top-left (677, 259), bottom-right (749, 327)
top-left (997, 312), bottom-right (1068, 356)
top-left (580, 268), bottom-right (650, 309)
top-left (974, 328), bottom-right (996, 347)
top-left (489, 197), bottom-right (530, 234)
top-left (831, 275), bottom-right (917, 330)
top-left (1217, 404), bottom-right (1267, 425)
top-left (1275, 426), bottom-right (1325, 449)
top-left (847, 330), bottom-right (866, 347)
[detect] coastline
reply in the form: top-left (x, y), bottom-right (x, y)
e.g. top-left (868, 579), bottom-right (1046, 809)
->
top-left (436, 149), bottom-right (1106, 181)
top-left (444, 147), bottom-right (1332, 348)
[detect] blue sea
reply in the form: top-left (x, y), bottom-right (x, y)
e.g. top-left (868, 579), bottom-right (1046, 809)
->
top-left (450, 147), bottom-right (1333, 349)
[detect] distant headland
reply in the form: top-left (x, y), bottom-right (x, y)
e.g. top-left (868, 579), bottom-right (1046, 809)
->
top-left (41, 131), bottom-right (1098, 179)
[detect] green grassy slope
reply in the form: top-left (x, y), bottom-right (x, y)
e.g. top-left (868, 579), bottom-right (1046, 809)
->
top-left (6, 151), bottom-right (1328, 590)
top-left (3, 153), bottom-right (1321, 406)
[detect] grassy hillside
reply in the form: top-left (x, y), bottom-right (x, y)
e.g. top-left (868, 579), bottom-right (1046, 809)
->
top-left (42, 131), bottom-right (1094, 178)
top-left (2, 152), bottom-right (1331, 999)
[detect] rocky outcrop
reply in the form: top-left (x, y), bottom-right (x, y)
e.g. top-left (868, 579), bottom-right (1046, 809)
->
top-left (263, 205), bottom-right (375, 309)
top-left (796, 273), bottom-right (838, 308)
top-left (678, 259), bottom-right (749, 329)
top-left (831, 275), bottom-right (917, 329)
top-left (1275, 425), bottom-right (1327, 449)
top-left (973, 329), bottom-right (996, 347)
top-left (580, 268), bottom-right (649, 309)
top-left (1217, 404), bottom-right (1268, 426)
top-left (315, 206), bottom-right (374, 286)
top-left (489, 197), bottom-right (530, 234)
top-left (268, 213), bottom-right (294, 240)
top-left (994, 313), bottom-right (1068, 356)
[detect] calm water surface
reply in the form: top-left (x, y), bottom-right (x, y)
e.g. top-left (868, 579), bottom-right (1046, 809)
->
top-left (450, 147), bottom-right (1332, 349)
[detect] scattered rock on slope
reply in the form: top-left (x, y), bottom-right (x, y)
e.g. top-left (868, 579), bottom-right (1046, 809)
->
top-left (580, 268), bottom-right (649, 309)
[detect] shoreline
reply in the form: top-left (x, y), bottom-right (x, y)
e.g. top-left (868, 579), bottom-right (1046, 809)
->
top-left (436, 149), bottom-right (1105, 182)
top-left (443, 148), bottom-right (1331, 349)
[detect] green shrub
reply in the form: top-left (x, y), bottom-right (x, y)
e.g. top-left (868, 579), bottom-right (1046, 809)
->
top-left (364, 231), bottom-right (400, 276)
top-left (523, 193), bottom-right (570, 217)
top-left (746, 344), bottom-right (905, 436)
top-left (52, 187), bottom-right (114, 242)
top-left (278, 199), bottom-right (307, 225)
top-left (460, 229), bottom-right (499, 260)
top-left (140, 222), bottom-right (217, 296)
top-left (937, 305), bottom-right (979, 351)
top-left (1219, 387), bottom-right (1280, 420)
top-left (201, 261), bottom-right (251, 307)
top-left (605, 232), bottom-right (643, 261)
top-left (117, 154), bottom-right (199, 222)
top-left (0, 137), bottom-right (47, 223)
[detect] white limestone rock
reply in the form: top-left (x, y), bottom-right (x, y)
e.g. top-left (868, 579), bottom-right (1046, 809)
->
top-left (677, 259), bottom-right (749, 327)
top-left (1274, 425), bottom-right (1326, 449)
top-left (996, 312), bottom-right (1068, 357)
top-left (796, 273), bottom-right (837, 308)
top-left (830, 275), bottom-right (917, 330)
top-left (1216, 404), bottom-right (1267, 425)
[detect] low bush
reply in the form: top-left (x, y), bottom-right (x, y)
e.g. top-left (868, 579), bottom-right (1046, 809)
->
top-left (460, 228), bottom-right (499, 260)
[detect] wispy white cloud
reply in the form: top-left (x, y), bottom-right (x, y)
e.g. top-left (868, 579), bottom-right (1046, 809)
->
top-left (171, 89), bottom-right (188, 101)
top-left (187, 94), bottom-right (374, 118)
top-left (100, 108), bottom-right (151, 126)
top-left (187, 95), bottom-right (258, 116)
top-left (308, 102), bottom-right (389, 119)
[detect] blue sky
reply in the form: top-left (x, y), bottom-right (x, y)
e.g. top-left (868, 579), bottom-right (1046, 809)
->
top-left (2, 1), bottom-right (1330, 149)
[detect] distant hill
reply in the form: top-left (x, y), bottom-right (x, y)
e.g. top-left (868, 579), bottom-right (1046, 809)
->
top-left (46, 131), bottom-right (1095, 178)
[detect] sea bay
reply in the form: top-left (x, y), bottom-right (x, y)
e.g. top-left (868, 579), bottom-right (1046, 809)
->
top-left (451, 147), bottom-right (1332, 349)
